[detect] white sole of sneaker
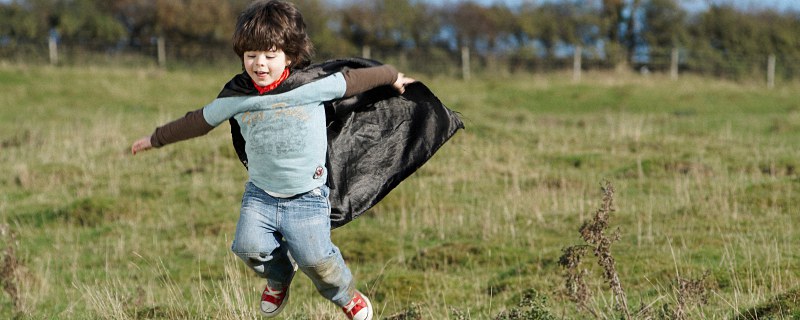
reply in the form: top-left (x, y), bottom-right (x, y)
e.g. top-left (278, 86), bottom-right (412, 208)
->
top-left (358, 291), bottom-right (374, 320)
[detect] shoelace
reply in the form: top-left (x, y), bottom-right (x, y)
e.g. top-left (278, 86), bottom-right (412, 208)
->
top-left (343, 297), bottom-right (360, 313)
top-left (263, 286), bottom-right (284, 300)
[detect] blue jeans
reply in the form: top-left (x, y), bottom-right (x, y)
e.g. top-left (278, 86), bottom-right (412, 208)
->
top-left (231, 182), bottom-right (355, 306)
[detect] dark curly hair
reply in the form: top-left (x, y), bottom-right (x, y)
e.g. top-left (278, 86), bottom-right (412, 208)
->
top-left (232, 0), bottom-right (314, 69)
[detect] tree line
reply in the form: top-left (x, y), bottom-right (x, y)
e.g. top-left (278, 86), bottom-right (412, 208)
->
top-left (2, 0), bottom-right (799, 79)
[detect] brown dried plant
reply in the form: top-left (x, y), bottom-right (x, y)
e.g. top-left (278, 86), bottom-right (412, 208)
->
top-left (671, 272), bottom-right (711, 320)
top-left (1, 223), bottom-right (21, 312)
top-left (559, 180), bottom-right (632, 319)
top-left (558, 245), bottom-right (596, 317)
top-left (560, 181), bottom-right (714, 320)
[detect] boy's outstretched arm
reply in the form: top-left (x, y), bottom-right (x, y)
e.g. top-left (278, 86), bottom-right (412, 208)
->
top-left (341, 65), bottom-right (416, 97)
top-left (131, 136), bottom-right (153, 155)
top-left (393, 73), bottom-right (416, 94)
top-left (130, 108), bottom-right (214, 155)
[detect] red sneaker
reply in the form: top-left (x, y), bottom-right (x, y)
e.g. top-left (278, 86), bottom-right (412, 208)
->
top-left (260, 280), bottom-right (290, 317)
top-left (342, 290), bottom-right (373, 320)
top-left (260, 262), bottom-right (297, 317)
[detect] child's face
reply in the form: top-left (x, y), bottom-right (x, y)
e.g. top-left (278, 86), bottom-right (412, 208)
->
top-left (243, 49), bottom-right (291, 87)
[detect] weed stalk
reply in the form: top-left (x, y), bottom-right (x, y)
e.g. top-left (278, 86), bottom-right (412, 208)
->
top-left (1, 223), bottom-right (21, 313)
top-left (672, 272), bottom-right (711, 320)
top-left (560, 180), bottom-right (632, 319)
top-left (558, 245), bottom-right (596, 317)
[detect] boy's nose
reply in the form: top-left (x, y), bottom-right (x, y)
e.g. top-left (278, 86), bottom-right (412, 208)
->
top-left (256, 55), bottom-right (267, 65)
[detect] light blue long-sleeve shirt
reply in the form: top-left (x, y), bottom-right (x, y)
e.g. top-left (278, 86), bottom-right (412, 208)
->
top-left (203, 73), bottom-right (347, 196)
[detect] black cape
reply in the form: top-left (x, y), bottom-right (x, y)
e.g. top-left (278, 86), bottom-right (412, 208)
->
top-left (217, 58), bottom-right (464, 228)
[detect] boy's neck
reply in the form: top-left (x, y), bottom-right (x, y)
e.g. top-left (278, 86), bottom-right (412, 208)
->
top-left (253, 68), bottom-right (290, 94)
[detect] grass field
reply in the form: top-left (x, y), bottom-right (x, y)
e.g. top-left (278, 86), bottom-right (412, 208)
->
top-left (1, 63), bottom-right (799, 319)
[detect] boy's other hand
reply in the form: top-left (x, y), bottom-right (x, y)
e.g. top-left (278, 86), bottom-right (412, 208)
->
top-left (131, 136), bottom-right (153, 155)
top-left (393, 73), bottom-right (416, 94)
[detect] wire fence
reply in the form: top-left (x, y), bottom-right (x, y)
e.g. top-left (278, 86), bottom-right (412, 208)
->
top-left (2, 36), bottom-right (799, 86)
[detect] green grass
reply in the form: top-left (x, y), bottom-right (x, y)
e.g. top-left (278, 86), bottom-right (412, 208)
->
top-left (2, 64), bottom-right (800, 319)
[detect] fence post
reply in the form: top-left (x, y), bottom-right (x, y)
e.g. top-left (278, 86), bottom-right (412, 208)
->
top-left (767, 54), bottom-right (776, 89)
top-left (573, 45), bottom-right (582, 82)
top-left (157, 36), bottom-right (166, 68)
top-left (361, 45), bottom-right (371, 60)
top-left (461, 46), bottom-right (471, 81)
top-left (48, 33), bottom-right (58, 65)
top-left (670, 48), bottom-right (679, 80)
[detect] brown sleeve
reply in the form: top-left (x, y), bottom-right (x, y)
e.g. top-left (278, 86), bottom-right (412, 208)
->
top-left (149, 108), bottom-right (215, 148)
top-left (342, 65), bottom-right (399, 97)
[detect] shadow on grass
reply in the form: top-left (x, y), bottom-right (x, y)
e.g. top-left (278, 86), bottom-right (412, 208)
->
top-left (732, 288), bottom-right (800, 320)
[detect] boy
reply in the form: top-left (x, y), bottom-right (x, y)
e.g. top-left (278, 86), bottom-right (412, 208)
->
top-left (131, 1), bottom-right (416, 319)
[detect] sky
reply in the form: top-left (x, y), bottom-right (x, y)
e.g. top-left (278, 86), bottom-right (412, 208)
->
top-left (332, 0), bottom-right (800, 13)
top-left (677, 0), bottom-right (800, 12)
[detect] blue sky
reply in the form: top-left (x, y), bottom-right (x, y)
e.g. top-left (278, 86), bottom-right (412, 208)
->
top-left (677, 0), bottom-right (800, 12)
top-left (334, 0), bottom-right (800, 13)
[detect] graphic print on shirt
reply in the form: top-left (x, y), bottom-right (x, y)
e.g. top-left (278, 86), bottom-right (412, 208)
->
top-left (241, 111), bottom-right (264, 126)
top-left (246, 108), bottom-right (310, 156)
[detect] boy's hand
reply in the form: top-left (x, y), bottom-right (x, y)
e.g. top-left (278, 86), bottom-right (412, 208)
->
top-left (393, 73), bottom-right (416, 94)
top-left (131, 136), bottom-right (153, 155)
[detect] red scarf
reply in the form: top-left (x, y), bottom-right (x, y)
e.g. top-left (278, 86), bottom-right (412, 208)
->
top-left (252, 68), bottom-right (290, 94)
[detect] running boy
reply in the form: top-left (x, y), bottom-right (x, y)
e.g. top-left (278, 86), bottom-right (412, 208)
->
top-left (130, 1), bottom-right (415, 319)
